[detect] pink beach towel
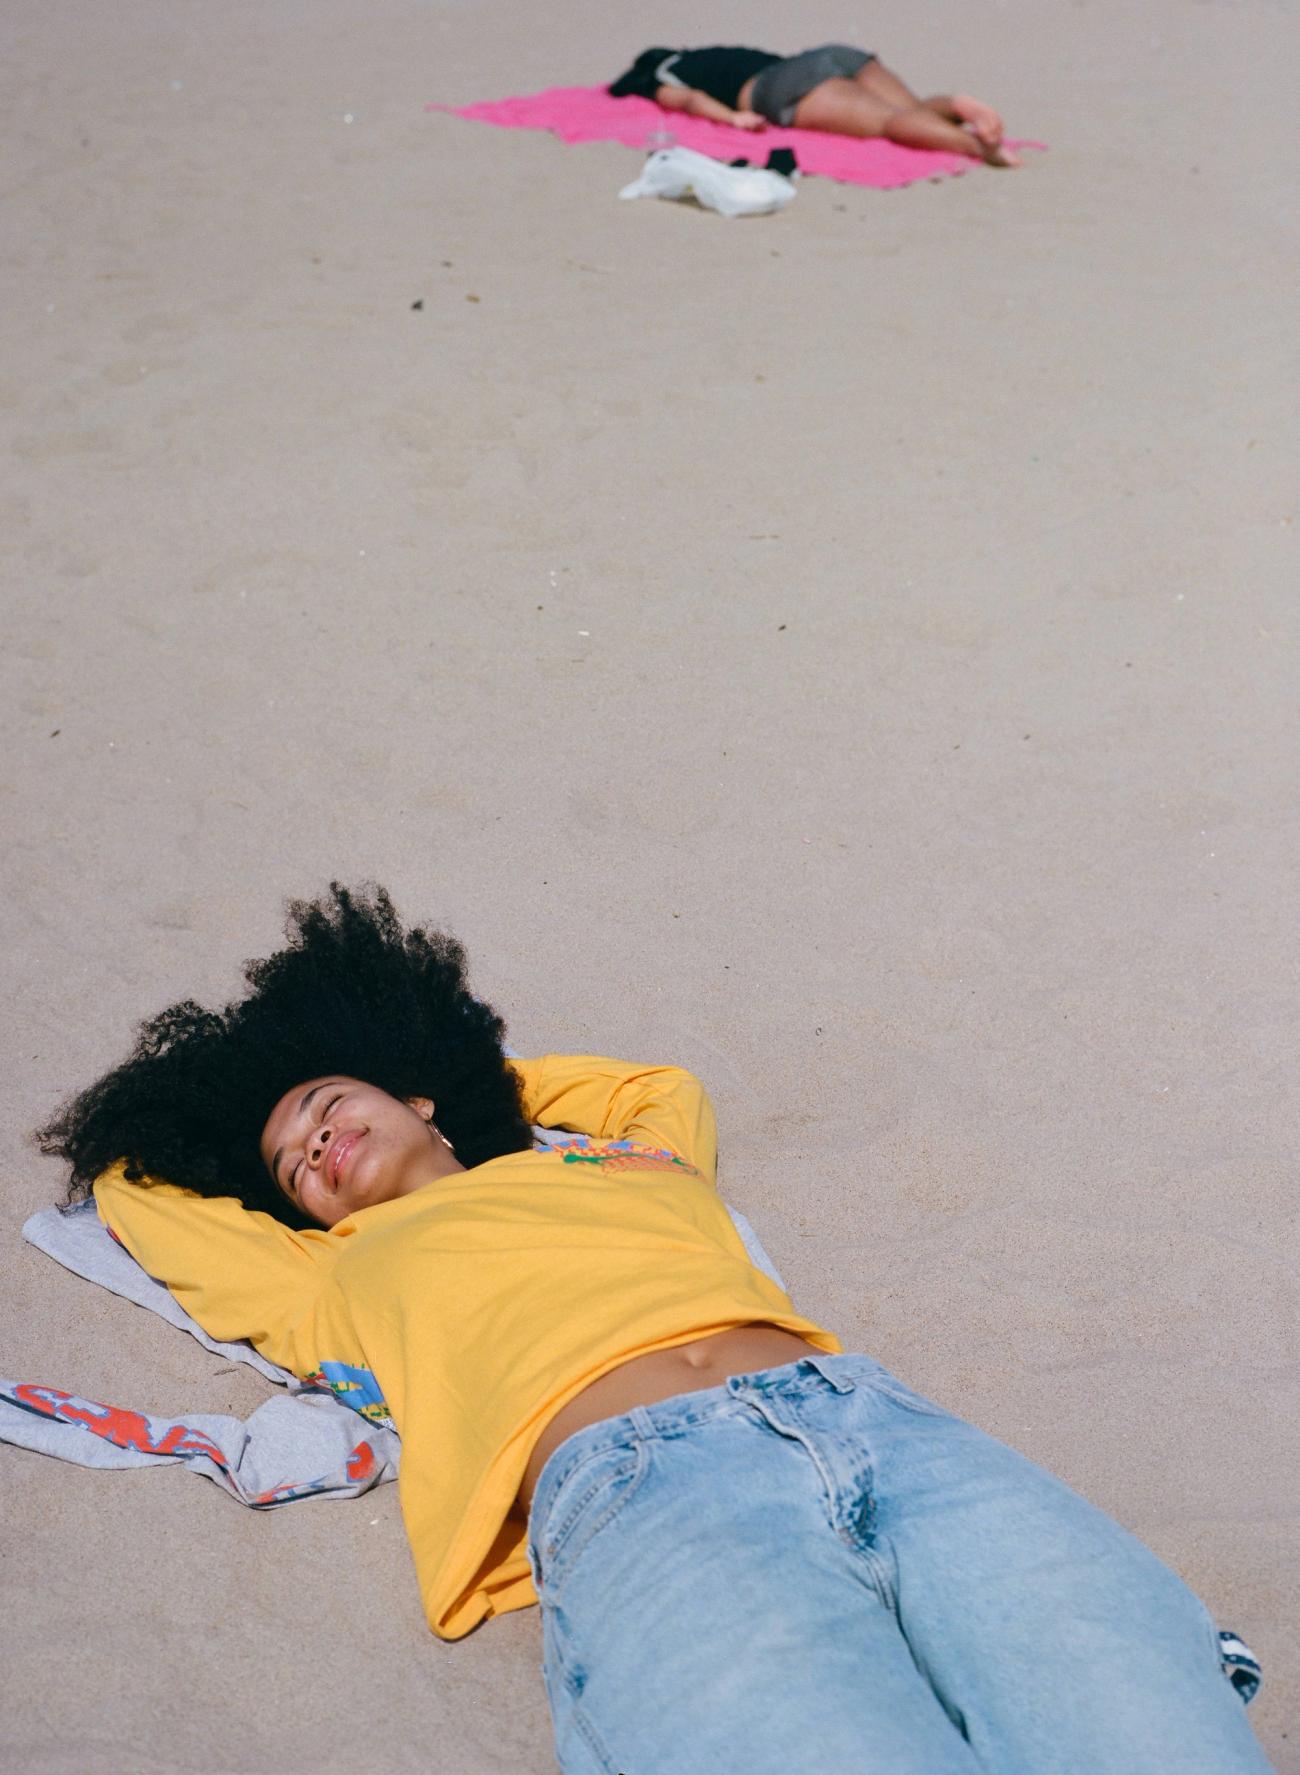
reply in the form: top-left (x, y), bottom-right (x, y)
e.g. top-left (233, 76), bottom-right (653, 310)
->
top-left (430, 86), bottom-right (1035, 189)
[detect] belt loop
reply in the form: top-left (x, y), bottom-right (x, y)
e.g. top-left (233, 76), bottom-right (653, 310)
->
top-left (802, 1354), bottom-right (855, 1394)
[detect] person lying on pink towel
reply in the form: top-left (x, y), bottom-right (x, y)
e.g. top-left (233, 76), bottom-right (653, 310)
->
top-left (610, 42), bottom-right (1019, 167)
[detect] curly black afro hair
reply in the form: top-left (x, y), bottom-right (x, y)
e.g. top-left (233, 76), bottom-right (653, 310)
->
top-left (37, 883), bottom-right (533, 1228)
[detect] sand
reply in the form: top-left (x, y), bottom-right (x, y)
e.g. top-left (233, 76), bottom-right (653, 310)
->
top-left (2, 1), bottom-right (1296, 1768)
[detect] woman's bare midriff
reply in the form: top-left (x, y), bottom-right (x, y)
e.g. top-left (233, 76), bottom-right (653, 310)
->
top-left (518, 1324), bottom-right (818, 1510)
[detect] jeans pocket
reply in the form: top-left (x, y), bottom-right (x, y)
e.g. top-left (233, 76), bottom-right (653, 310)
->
top-left (866, 1369), bottom-right (952, 1418)
top-left (534, 1440), bottom-right (649, 1596)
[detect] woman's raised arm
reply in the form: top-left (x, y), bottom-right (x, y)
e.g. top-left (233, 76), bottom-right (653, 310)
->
top-left (509, 1055), bottom-right (718, 1183)
top-left (94, 1164), bottom-right (333, 1367)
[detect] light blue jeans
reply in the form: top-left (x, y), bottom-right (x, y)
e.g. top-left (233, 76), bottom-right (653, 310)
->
top-left (526, 1354), bottom-right (1272, 1774)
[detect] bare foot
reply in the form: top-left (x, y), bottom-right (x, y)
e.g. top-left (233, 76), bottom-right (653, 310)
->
top-left (980, 139), bottom-right (1020, 168)
top-left (951, 93), bottom-right (1004, 147)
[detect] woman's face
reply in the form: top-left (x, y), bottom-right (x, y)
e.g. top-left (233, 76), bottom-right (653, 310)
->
top-left (260, 1076), bottom-right (446, 1228)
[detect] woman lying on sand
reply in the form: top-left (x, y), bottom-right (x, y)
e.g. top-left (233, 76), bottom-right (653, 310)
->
top-left (610, 42), bottom-right (1020, 167)
top-left (39, 886), bottom-right (1271, 1773)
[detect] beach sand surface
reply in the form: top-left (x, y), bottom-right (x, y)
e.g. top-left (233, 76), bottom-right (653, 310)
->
top-left (2, 1), bottom-right (1296, 1768)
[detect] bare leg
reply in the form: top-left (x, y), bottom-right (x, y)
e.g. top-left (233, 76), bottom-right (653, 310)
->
top-left (794, 77), bottom-right (1017, 165)
top-left (927, 93), bottom-right (1007, 148)
top-left (855, 60), bottom-right (923, 110)
top-left (856, 61), bottom-right (1014, 161)
top-left (926, 95), bottom-right (1017, 163)
top-left (886, 104), bottom-right (1017, 164)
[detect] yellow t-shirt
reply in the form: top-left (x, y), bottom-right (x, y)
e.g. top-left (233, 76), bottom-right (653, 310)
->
top-left (94, 1055), bottom-right (840, 1639)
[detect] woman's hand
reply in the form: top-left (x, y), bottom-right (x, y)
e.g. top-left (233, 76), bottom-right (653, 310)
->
top-left (731, 109), bottom-right (767, 131)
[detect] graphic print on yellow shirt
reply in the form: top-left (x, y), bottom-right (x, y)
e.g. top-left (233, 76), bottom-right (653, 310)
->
top-left (548, 1134), bottom-right (702, 1177)
top-left (95, 1055), bottom-right (841, 1639)
top-left (304, 1361), bottom-right (395, 1429)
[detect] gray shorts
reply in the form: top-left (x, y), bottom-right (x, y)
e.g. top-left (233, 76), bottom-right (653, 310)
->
top-left (750, 44), bottom-right (876, 127)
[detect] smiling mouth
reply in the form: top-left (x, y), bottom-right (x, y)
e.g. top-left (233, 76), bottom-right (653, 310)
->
top-left (327, 1130), bottom-right (363, 1190)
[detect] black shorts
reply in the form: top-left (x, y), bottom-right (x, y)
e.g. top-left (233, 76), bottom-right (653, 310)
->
top-left (750, 44), bottom-right (876, 126)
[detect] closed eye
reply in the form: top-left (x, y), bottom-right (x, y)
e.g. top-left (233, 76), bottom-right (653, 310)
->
top-left (277, 1086), bottom-right (346, 1197)
top-left (291, 1094), bottom-right (343, 1193)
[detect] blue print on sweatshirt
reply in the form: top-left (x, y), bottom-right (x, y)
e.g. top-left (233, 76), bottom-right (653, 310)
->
top-left (309, 1361), bottom-right (394, 1429)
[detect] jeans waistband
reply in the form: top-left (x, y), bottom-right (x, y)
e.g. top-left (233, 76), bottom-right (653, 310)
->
top-left (528, 1353), bottom-right (882, 1532)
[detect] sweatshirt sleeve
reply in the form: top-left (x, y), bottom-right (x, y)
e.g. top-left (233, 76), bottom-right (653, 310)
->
top-left (93, 1163), bottom-right (334, 1369)
top-left (509, 1055), bottom-right (718, 1183)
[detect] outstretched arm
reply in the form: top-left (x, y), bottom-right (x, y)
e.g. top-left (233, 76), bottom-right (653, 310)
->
top-left (94, 1164), bottom-right (331, 1365)
top-left (655, 85), bottom-right (765, 130)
